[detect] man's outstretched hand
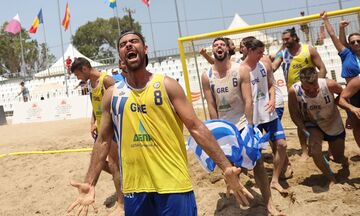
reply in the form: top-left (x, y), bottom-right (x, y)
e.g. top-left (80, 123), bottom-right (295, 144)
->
top-left (223, 166), bottom-right (254, 206)
top-left (67, 181), bottom-right (98, 216)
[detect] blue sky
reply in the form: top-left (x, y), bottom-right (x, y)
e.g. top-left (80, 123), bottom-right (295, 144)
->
top-left (0, 0), bottom-right (358, 58)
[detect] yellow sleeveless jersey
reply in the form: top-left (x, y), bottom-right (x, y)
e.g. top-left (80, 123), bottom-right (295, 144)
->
top-left (90, 72), bottom-right (107, 130)
top-left (110, 74), bottom-right (193, 194)
top-left (282, 43), bottom-right (315, 88)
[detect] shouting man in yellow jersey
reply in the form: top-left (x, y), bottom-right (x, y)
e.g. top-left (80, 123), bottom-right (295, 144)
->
top-left (70, 57), bottom-right (124, 215)
top-left (67, 31), bottom-right (254, 216)
top-left (272, 27), bottom-right (327, 161)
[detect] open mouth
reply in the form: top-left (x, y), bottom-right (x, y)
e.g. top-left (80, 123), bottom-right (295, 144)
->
top-left (217, 50), bottom-right (224, 55)
top-left (126, 52), bottom-right (138, 61)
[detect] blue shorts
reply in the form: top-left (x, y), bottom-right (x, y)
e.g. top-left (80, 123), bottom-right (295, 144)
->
top-left (275, 107), bottom-right (284, 120)
top-left (257, 118), bottom-right (286, 142)
top-left (304, 122), bottom-right (346, 142)
top-left (124, 191), bottom-right (197, 216)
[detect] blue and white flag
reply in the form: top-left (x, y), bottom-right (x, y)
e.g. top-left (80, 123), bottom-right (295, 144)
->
top-left (187, 120), bottom-right (269, 172)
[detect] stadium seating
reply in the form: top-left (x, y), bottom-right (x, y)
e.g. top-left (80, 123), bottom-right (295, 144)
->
top-left (0, 35), bottom-right (347, 113)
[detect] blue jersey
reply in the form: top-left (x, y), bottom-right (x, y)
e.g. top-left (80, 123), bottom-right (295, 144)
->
top-left (339, 48), bottom-right (360, 78)
top-left (112, 73), bottom-right (125, 83)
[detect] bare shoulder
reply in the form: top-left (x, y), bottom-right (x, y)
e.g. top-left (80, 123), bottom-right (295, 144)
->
top-left (164, 76), bottom-right (183, 95)
top-left (309, 45), bottom-right (319, 55)
top-left (239, 63), bottom-right (251, 81)
top-left (326, 78), bottom-right (338, 86)
top-left (103, 75), bottom-right (115, 89)
top-left (260, 55), bottom-right (272, 65)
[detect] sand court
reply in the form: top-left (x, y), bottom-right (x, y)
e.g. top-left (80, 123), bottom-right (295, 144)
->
top-left (1, 111), bottom-right (359, 215)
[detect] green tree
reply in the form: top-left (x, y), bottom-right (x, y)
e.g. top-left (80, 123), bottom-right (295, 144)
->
top-left (72, 15), bottom-right (141, 60)
top-left (37, 43), bottom-right (56, 71)
top-left (0, 23), bottom-right (56, 76)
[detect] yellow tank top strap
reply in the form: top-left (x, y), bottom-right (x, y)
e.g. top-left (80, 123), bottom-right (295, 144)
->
top-left (91, 72), bottom-right (108, 130)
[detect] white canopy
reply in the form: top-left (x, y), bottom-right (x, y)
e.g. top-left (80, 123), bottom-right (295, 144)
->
top-left (227, 13), bottom-right (275, 43)
top-left (35, 44), bottom-right (103, 78)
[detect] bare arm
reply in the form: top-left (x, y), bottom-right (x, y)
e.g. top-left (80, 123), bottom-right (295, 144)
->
top-left (339, 20), bottom-right (349, 47)
top-left (309, 46), bottom-right (327, 78)
top-left (321, 11), bottom-right (346, 53)
top-left (85, 86), bottom-right (114, 186)
top-left (272, 56), bottom-right (282, 72)
top-left (339, 78), bottom-right (360, 118)
top-left (326, 79), bottom-right (343, 107)
top-left (288, 87), bottom-right (306, 130)
top-left (201, 72), bottom-right (218, 119)
top-left (239, 66), bottom-right (253, 125)
top-left (200, 48), bottom-right (215, 65)
top-left (103, 75), bottom-right (116, 89)
top-left (264, 61), bottom-right (275, 112)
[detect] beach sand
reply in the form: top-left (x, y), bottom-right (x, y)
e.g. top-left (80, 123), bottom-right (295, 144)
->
top-left (0, 109), bottom-right (359, 216)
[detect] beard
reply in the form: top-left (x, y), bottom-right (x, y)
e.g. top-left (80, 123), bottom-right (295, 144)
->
top-left (214, 51), bottom-right (228, 61)
top-left (228, 49), bottom-right (235, 56)
top-left (285, 42), bottom-right (294, 49)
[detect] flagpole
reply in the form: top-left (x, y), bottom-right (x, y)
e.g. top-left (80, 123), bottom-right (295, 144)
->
top-left (113, 9), bottom-right (121, 36)
top-left (115, 0), bottom-right (121, 36)
top-left (18, 29), bottom-right (27, 77)
top-left (57, 0), bottom-right (69, 97)
top-left (219, 0), bottom-right (226, 29)
top-left (260, 0), bottom-right (269, 52)
top-left (182, 0), bottom-right (189, 35)
top-left (41, 10), bottom-right (50, 75)
top-left (174, 0), bottom-right (182, 37)
top-left (147, 7), bottom-right (157, 59)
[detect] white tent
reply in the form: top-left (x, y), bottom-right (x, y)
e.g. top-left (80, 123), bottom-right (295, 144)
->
top-left (34, 44), bottom-right (103, 78)
top-left (227, 13), bottom-right (275, 43)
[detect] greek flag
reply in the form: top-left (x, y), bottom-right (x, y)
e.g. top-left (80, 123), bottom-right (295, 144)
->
top-left (187, 120), bottom-right (269, 172)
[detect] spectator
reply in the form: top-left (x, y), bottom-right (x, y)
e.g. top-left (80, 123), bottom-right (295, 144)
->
top-left (65, 56), bottom-right (72, 75)
top-left (17, 81), bottom-right (30, 102)
top-left (299, 11), bottom-right (311, 43)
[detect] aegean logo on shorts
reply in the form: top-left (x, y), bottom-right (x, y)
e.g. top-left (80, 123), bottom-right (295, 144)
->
top-left (124, 193), bottom-right (134, 198)
top-left (153, 82), bottom-right (160, 89)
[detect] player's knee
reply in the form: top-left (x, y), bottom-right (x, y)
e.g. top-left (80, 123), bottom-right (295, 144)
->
top-left (276, 139), bottom-right (287, 149)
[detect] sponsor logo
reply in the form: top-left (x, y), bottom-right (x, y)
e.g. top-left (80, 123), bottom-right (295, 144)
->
top-left (251, 77), bottom-right (260, 85)
top-left (92, 96), bottom-right (101, 101)
top-left (132, 121), bottom-right (154, 143)
top-left (153, 82), bottom-right (160, 89)
top-left (218, 97), bottom-right (231, 110)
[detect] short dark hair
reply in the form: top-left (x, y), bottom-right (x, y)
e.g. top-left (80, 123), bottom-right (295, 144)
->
top-left (116, 30), bottom-right (148, 67)
top-left (243, 38), bottom-right (264, 50)
top-left (117, 30), bottom-right (146, 52)
top-left (299, 67), bottom-right (318, 84)
top-left (283, 27), bottom-right (300, 43)
top-left (70, 57), bottom-right (91, 73)
top-left (241, 36), bottom-right (256, 44)
top-left (20, 81), bottom-right (25, 85)
top-left (348, 33), bottom-right (360, 43)
top-left (213, 37), bottom-right (227, 45)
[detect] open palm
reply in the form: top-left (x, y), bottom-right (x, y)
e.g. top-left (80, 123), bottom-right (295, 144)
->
top-left (67, 181), bottom-right (98, 216)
